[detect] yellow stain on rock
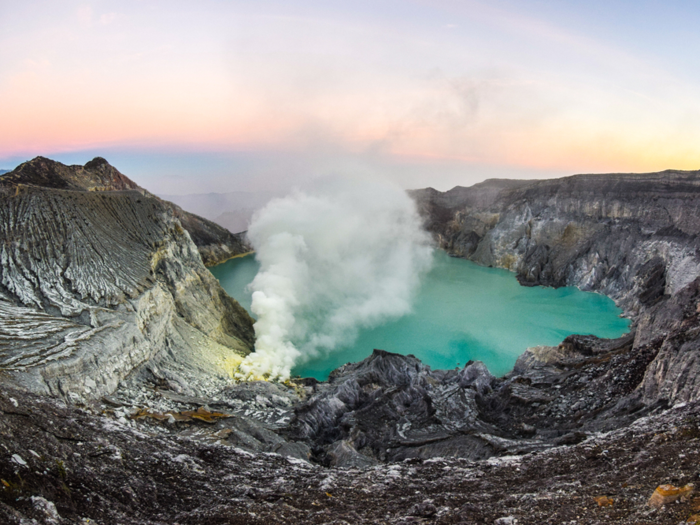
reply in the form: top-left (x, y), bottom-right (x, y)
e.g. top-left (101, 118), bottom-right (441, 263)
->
top-left (206, 250), bottom-right (255, 268)
top-left (233, 366), bottom-right (270, 382)
top-left (648, 483), bottom-right (695, 508)
top-left (498, 253), bottom-right (518, 271)
top-left (131, 406), bottom-right (232, 424)
top-left (594, 496), bottom-right (613, 507)
top-left (220, 354), bottom-right (244, 378)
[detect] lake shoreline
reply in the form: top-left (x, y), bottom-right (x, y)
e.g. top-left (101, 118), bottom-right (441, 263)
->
top-left (211, 249), bottom-right (629, 380)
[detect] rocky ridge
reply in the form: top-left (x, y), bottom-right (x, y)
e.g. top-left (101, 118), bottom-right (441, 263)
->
top-left (0, 157), bottom-right (254, 403)
top-left (1, 163), bottom-right (700, 523)
top-left (2, 157), bottom-right (251, 266)
top-left (411, 171), bottom-right (700, 316)
top-left (411, 171), bottom-right (700, 404)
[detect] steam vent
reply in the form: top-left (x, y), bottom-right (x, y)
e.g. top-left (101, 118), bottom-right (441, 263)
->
top-left (0, 157), bottom-right (698, 523)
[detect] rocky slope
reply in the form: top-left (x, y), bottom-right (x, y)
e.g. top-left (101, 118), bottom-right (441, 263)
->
top-left (411, 171), bottom-right (700, 316)
top-left (2, 163), bottom-right (700, 523)
top-left (2, 157), bottom-right (251, 266)
top-left (411, 171), bottom-right (700, 405)
top-left (0, 157), bottom-right (254, 403)
top-left (1, 372), bottom-right (700, 524)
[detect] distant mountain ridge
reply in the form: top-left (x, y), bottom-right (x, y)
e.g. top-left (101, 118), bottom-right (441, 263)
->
top-left (160, 190), bottom-right (280, 233)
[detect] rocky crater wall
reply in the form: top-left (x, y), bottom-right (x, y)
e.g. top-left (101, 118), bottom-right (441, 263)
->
top-left (0, 158), bottom-right (255, 402)
top-left (412, 172), bottom-right (700, 313)
top-left (410, 170), bottom-right (700, 407)
top-left (2, 162), bottom-right (700, 524)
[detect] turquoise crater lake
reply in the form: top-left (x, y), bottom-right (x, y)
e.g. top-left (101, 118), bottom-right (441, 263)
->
top-left (210, 251), bottom-right (630, 380)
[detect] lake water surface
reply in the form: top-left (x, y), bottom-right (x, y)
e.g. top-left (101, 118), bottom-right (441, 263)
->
top-left (210, 251), bottom-right (630, 380)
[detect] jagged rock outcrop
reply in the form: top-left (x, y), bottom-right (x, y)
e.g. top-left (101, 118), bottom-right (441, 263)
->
top-left (169, 204), bottom-right (252, 266)
top-left (288, 350), bottom-right (500, 465)
top-left (0, 157), bottom-right (255, 402)
top-left (283, 333), bottom-right (660, 466)
top-left (410, 170), bottom-right (700, 407)
top-left (411, 171), bottom-right (700, 316)
top-left (1, 156), bottom-right (141, 191)
top-left (2, 156), bottom-right (251, 266)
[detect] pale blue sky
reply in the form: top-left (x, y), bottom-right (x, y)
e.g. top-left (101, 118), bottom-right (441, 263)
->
top-left (1, 0), bottom-right (699, 193)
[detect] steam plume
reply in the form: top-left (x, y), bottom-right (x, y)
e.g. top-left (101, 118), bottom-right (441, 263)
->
top-left (237, 177), bottom-right (433, 380)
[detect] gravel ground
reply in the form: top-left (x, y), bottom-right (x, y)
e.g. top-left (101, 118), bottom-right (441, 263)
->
top-left (1, 385), bottom-right (699, 525)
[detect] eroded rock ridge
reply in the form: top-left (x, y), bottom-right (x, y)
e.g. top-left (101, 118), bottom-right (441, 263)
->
top-left (1, 164), bottom-right (700, 523)
top-left (411, 171), bottom-right (700, 404)
top-left (0, 157), bottom-right (254, 402)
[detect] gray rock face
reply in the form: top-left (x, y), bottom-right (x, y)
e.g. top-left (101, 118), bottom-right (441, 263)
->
top-left (636, 277), bottom-right (700, 404)
top-left (0, 157), bottom-right (255, 403)
top-left (412, 171), bottom-right (700, 315)
top-left (283, 332), bottom-right (661, 466)
top-left (1, 156), bottom-right (141, 191)
top-left (411, 170), bottom-right (700, 408)
top-left (1, 156), bottom-right (251, 266)
top-left (289, 350), bottom-right (499, 465)
top-left (167, 201), bottom-right (252, 266)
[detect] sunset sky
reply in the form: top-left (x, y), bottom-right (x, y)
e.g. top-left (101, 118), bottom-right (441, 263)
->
top-left (1, 1), bottom-right (699, 194)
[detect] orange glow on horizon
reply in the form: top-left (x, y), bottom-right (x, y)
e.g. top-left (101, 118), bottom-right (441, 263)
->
top-left (3, 41), bottom-right (700, 178)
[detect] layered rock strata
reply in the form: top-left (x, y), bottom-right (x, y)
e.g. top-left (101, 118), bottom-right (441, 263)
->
top-left (1, 162), bottom-right (700, 523)
top-left (411, 172), bottom-right (700, 314)
top-left (0, 157), bottom-right (254, 402)
top-left (2, 156), bottom-right (251, 265)
top-left (410, 171), bottom-right (700, 406)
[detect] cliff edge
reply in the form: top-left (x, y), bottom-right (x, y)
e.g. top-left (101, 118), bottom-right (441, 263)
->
top-left (0, 157), bottom-right (255, 402)
top-left (2, 156), bottom-right (251, 265)
top-left (410, 170), bottom-right (700, 408)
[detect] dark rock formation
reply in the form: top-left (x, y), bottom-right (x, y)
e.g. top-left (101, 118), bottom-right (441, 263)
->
top-left (283, 322), bottom-right (665, 466)
top-left (289, 350), bottom-right (500, 465)
top-left (1, 156), bottom-right (140, 191)
top-left (1, 383), bottom-right (699, 524)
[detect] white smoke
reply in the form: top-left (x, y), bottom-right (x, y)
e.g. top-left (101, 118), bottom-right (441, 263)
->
top-left (237, 177), bottom-right (434, 381)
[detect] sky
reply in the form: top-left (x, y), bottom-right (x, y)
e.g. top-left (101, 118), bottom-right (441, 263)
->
top-left (1, 0), bottom-right (699, 194)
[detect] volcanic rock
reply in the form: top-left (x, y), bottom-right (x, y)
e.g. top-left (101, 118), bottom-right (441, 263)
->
top-left (1, 161), bottom-right (700, 523)
top-left (648, 484), bottom-right (695, 508)
top-left (0, 157), bottom-right (254, 403)
top-left (0, 156), bottom-right (250, 265)
top-left (1, 383), bottom-right (700, 524)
